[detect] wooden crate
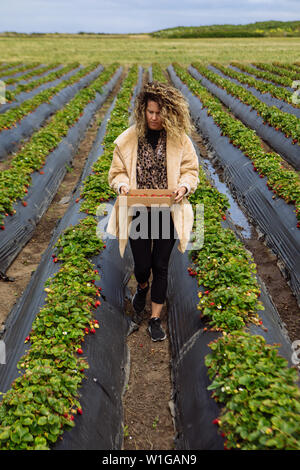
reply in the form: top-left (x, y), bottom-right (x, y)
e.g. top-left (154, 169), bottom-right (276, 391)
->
top-left (119, 188), bottom-right (176, 207)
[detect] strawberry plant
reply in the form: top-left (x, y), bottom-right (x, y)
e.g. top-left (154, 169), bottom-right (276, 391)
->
top-left (172, 63), bottom-right (300, 225)
top-left (211, 62), bottom-right (299, 108)
top-left (206, 331), bottom-right (300, 450)
top-left (0, 63), bottom-right (120, 226)
top-left (161, 63), bottom-right (300, 450)
top-left (230, 62), bottom-right (294, 88)
top-left (0, 62), bottom-right (41, 79)
top-left (151, 63), bottom-right (168, 83)
top-left (190, 62), bottom-right (300, 143)
top-left (79, 65), bottom-right (139, 213)
top-left (253, 62), bottom-right (300, 81)
top-left (5, 63), bottom-right (80, 102)
top-left (0, 62), bottom-right (22, 73)
top-left (0, 62), bottom-right (101, 132)
top-left (0, 65), bottom-right (139, 450)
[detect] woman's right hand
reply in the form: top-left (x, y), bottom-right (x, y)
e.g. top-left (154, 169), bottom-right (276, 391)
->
top-left (120, 185), bottom-right (129, 195)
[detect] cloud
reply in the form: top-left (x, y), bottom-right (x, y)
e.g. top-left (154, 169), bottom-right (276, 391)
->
top-left (0, 0), bottom-right (299, 34)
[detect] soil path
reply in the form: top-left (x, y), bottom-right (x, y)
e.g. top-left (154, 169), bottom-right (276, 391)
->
top-left (122, 274), bottom-right (175, 451)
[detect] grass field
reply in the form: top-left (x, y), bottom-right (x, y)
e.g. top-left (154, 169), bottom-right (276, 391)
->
top-left (1, 35), bottom-right (300, 65)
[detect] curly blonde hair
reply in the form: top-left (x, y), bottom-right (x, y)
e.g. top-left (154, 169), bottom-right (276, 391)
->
top-left (131, 80), bottom-right (193, 142)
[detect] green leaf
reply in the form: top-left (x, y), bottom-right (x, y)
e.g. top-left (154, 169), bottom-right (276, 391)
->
top-left (37, 416), bottom-right (48, 426)
top-left (0, 428), bottom-right (10, 440)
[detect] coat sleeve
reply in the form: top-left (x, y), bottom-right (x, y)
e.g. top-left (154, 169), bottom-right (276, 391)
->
top-left (178, 135), bottom-right (200, 195)
top-left (108, 144), bottom-right (130, 194)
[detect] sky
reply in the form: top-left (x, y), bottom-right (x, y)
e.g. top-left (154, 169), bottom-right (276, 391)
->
top-left (1, 0), bottom-right (299, 34)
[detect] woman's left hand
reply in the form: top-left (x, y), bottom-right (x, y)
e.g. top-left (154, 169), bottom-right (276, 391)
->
top-left (173, 186), bottom-right (187, 203)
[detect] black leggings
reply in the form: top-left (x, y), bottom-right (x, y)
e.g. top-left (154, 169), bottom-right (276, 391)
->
top-left (129, 208), bottom-right (176, 304)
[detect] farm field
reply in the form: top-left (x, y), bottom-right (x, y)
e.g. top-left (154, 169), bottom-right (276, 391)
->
top-left (1, 36), bottom-right (300, 64)
top-left (0, 56), bottom-right (300, 451)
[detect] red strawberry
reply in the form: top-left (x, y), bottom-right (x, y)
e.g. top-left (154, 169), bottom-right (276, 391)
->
top-left (90, 328), bottom-right (96, 334)
top-left (75, 198), bottom-right (80, 203)
top-left (222, 215), bottom-right (226, 220)
top-left (95, 300), bottom-right (101, 307)
top-left (77, 408), bottom-right (83, 415)
top-left (22, 201), bottom-right (27, 206)
top-left (213, 418), bottom-right (220, 425)
top-left (0, 225), bottom-right (5, 230)
top-left (39, 170), bottom-right (44, 175)
top-left (77, 348), bottom-right (83, 355)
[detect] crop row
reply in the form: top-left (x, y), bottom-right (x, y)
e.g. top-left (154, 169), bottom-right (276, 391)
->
top-left (0, 62), bottom-right (40, 79)
top-left (230, 62), bottom-right (295, 88)
top-left (190, 175), bottom-right (300, 450)
top-left (0, 62), bottom-right (101, 132)
top-left (0, 63), bottom-right (120, 227)
top-left (164, 64), bottom-right (300, 450)
top-left (4, 62), bottom-right (61, 89)
top-left (150, 63), bottom-right (168, 83)
top-left (272, 62), bottom-right (300, 74)
top-left (173, 64), bottom-right (300, 226)
top-left (0, 63), bottom-right (23, 73)
top-left (5, 62), bottom-right (80, 102)
top-left (0, 65), bottom-right (139, 450)
top-left (211, 63), bottom-right (299, 108)
top-left (253, 62), bottom-right (300, 81)
top-left (5, 63), bottom-right (79, 102)
top-left (191, 63), bottom-right (300, 145)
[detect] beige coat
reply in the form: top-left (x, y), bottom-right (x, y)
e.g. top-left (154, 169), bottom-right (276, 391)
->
top-left (106, 125), bottom-right (199, 257)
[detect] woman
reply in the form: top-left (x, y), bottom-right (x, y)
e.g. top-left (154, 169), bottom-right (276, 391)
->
top-left (107, 80), bottom-right (199, 341)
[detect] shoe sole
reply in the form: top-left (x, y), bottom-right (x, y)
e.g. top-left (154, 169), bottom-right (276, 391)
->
top-left (147, 326), bottom-right (167, 342)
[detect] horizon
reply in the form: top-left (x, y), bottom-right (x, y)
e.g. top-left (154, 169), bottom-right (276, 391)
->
top-left (1, 18), bottom-right (300, 36)
top-left (1, 0), bottom-right (300, 35)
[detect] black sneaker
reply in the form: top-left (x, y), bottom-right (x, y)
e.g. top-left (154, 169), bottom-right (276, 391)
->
top-left (147, 317), bottom-right (167, 342)
top-left (132, 281), bottom-right (149, 314)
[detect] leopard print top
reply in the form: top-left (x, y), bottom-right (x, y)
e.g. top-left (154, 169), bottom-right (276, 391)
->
top-left (136, 129), bottom-right (168, 189)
